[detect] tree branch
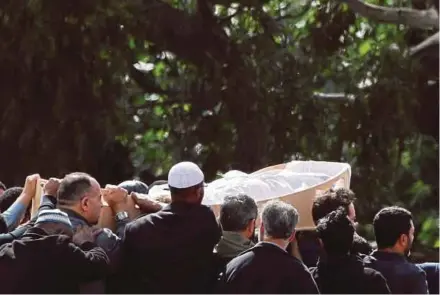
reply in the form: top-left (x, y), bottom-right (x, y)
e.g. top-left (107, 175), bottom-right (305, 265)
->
top-left (341, 0), bottom-right (439, 30)
top-left (409, 31), bottom-right (440, 56)
top-left (313, 92), bottom-right (356, 101)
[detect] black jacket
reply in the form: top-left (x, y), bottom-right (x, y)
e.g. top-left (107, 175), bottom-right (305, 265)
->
top-left (0, 215), bottom-right (6, 234)
top-left (218, 242), bottom-right (320, 294)
top-left (0, 227), bottom-right (109, 293)
top-left (120, 201), bottom-right (221, 293)
top-left (363, 250), bottom-right (428, 294)
top-left (309, 254), bottom-right (390, 294)
top-left (298, 231), bottom-right (373, 268)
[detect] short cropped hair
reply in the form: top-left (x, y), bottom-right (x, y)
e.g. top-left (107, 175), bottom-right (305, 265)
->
top-left (118, 180), bottom-right (149, 194)
top-left (317, 207), bottom-right (354, 255)
top-left (312, 188), bottom-right (356, 223)
top-left (169, 182), bottom-right (203, 197)
top-left (0, 187), bottom-right (23, 212)
top-left (352, 233), bottom-right (373, 255)
top-left (373, 206), bottom-right (413, 249)
top-left (220, 194), bottom-right (258, 231)
top-left (262, 200), bottom-right (299, 239)
top-left (0, 187), bottom-right (31, 221)
top-left (57, 173), bottom-right (93, 204)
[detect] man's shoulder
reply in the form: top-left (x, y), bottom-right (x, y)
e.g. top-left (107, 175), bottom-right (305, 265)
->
top-left (363, 265), bottom-right (386, 278)
top-left (126, 211), bottom-right (162, 230)
top-left (232, 243), bottom-right (305, 268)
top-left (407, 261), bottom-right (428, 276)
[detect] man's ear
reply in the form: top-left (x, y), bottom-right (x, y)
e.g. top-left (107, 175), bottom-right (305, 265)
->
top-left (288, 230), bottom-right (296, 243)
top-left (245, 219), bottom-right (256, 238)
top-left (80, 196), bottom-right (89, 212)
top-left (195, 186), bottom-right (203, 200)
top-left (259, 222), bottom-right (264, 241)
top-left (399, 234), bottom-right (408, 247)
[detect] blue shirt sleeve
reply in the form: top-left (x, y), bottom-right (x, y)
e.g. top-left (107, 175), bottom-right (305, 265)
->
top-left (2, 201), bottom-right (26, 231)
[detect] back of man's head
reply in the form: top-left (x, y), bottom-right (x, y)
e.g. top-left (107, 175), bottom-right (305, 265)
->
top-left (316, 207), bottom-right (354, 255)
top-left (312, 188), bottom-right (356, 223)
top-left (352, 233), bottom-right (373, 255)
top-left (373, 206), bottom-right (413, 249)
top-left (0, 187), bottom-right (31, 222)
top-left (220, 194), bottom-right (258, 231)
top-left (262, 200), bottom-right (299, 239)
top-left (118, 180), bottom-right (149, 194)
top-left (57, 173), bottom-right (93, 205)
top-left (0, 187), bottom-right (23, 213)
top-left (167, 162), bottom-right (204, 203)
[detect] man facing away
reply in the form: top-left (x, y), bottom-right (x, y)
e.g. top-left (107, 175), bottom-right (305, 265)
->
top-left (309, 207), bottom-right (390, 294)
top-left (121, 161), bottom-right (221, 293)
top-left (299, 188), bottom-right (372, 267)
top-left (215, 194), bottom-right (258, 265)
top-left (218, 200), bottom-right (319, 294)
top-left (363, 206), bottom-right (429, 294)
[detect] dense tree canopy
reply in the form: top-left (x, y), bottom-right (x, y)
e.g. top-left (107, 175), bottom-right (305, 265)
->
top-left (0, 0), bottom-right (438, 256)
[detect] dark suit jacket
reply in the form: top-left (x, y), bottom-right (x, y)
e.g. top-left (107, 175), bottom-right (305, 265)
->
top-left (363, 250), bottom-right (428, 294)
top-left (309, 254), bottom-right (390, 294)
top-left (218, 242), bottom-right (320, 294)
top-left (0, 215), bottom-right (6, 234)
top-left (119, 201), bottom-right (221, 293)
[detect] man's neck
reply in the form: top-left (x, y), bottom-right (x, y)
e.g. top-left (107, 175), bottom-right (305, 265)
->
top-left (57, 206), bottom-right (89, 224)
top-left (170, 196), bottom-right (200, 205)
top-left (378, 247), bottom-right (404, 256)
top-left (262, 237), bottom-right (288, 250)
top-left (223, 230), bottom-right (251, 241)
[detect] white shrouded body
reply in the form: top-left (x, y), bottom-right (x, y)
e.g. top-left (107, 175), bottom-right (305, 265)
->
top-left (149, 161), bottom-right (352, 230)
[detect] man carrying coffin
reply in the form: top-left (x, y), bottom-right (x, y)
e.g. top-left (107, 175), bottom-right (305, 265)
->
top-left (215, 194), bottom-right (258, 266)
top-left (120, 161), bottom-right (221, 293)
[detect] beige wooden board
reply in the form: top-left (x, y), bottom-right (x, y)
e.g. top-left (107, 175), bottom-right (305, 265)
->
top-left (31, 178), bottom-right (47, 218)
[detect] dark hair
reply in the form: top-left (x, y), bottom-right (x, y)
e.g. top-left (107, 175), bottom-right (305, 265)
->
top-left (373, 206), bottom-right (413, 249)
top-left (0, 181), bottom-right (6, 191)
top-left (0, 187), bottom-right (31, 220)
top-left (312, 188), bottom-right (356, 223)
top-left (0, 187), bottom-right (23, 212)
top-left (316, 207), bottom-right (355, 255)
top-left (118, 180), bottom-right (149, 194)
top-left (57, 172), bottom-right (93, 204)
top-left (352, 233), bottom-right (373, 255)
top-left (169, 182), bottom-right (203, 197)
top-left (220, 194), bottom-right (258, 231)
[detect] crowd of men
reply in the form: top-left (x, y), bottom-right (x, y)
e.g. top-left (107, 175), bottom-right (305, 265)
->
top-left (0, 161), bottom-right (438, 293)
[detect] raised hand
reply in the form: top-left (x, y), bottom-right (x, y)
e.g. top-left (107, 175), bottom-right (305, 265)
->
top-left (43, 178), bottom-right (61, 196)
